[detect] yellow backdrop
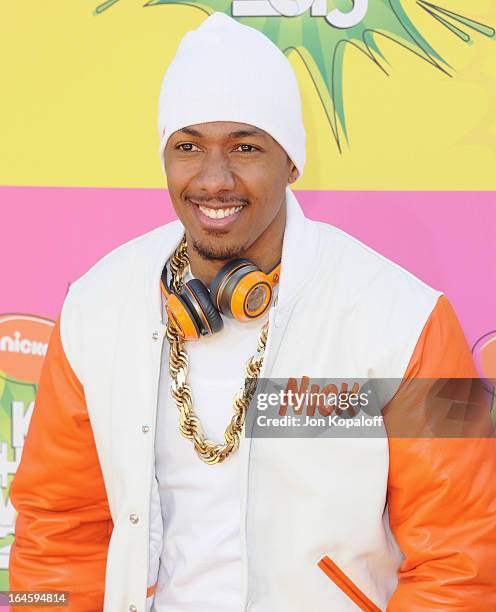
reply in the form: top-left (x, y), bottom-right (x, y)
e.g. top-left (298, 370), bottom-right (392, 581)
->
top-left (1, 0), bottom-right (495, 189)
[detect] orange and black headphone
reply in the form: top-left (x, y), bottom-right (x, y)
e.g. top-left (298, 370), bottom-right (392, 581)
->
top-left (160, 258), bottom-right (281, 341)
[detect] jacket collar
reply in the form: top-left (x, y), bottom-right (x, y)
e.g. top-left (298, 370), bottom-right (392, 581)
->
top-left (147, 186), bottom-right (320, 326)
top-left (277, 187), bottom-right (320, 312)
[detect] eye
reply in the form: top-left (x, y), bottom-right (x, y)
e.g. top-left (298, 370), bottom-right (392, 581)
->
top-left (235, 144), bottom-right (259, 153)
top-left (176, 143), bottom-right (201, 152)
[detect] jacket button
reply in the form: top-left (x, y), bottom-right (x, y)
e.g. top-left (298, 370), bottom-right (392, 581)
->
top-left (142, 425), bottom-right (150, 433)
top-left (129, 513), bottom-right (139, 525)
top-left (129, 606), bottom-right (137, 612)
top-left (152, 331), bottom-right (159, 341)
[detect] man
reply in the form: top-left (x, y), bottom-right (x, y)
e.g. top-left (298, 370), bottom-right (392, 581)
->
top-left (10, 12), bottom-right (496, 612)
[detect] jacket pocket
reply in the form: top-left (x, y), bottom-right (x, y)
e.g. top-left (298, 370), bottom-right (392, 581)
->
top-left (318, 555), bottom-right (382, 612)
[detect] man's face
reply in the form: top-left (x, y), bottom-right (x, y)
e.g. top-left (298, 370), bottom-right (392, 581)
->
top-left (164, 121), bottom-right (298, 261)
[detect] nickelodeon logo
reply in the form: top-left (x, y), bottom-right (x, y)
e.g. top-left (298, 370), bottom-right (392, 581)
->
top-left (0, 331), bottom-right (47, 357)
top-left (0, 315), bottom-right (53, 382)
top-left (0, 314), bottom-right (54, 577)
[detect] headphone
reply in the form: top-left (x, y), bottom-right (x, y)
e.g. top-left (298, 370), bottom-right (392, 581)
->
top-left (160, 258), bottom-right (281, 341)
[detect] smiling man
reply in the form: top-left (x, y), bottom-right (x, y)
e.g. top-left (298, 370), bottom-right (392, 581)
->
top-left (163, 121), bottom-right (297, 284)
top-left (9, 11), bottom-right (496, 612)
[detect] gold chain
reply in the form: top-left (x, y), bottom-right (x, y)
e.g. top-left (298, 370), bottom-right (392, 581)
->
top-left (166, 236), bottom-right (269, 464)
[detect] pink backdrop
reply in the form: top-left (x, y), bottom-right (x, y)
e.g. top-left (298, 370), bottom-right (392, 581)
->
top-left (0, 185), bottom-right (495, 605)
top-left (1, 186), bottom-right (494, 348)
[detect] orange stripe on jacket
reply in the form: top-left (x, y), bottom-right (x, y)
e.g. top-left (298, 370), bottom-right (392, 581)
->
top-left (318, 555), bottom-right (381, 611)
top-left (146, 582), bottom-right (157, 598)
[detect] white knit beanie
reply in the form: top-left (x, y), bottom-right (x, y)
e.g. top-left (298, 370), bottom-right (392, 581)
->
top-left (157, 12), bottom-right (306, 178)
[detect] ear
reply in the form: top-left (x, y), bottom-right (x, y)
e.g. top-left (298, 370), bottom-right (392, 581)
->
top-left (288, 161), bottom-right (299, 184)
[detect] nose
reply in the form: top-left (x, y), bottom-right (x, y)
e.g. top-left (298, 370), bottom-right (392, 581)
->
top-left (193, 149), bottom-right (236, 194)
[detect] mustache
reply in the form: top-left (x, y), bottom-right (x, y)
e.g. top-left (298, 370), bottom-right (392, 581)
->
top-left (187, 194), bottom-right (248, 205)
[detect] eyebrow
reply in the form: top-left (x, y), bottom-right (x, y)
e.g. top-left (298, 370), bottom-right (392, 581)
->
top-left (177, 127), bottom-right (266, 139)
top-left (229, 128), bottom-right (266, 138)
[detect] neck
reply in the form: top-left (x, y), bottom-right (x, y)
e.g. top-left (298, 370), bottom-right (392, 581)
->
top-left (186, 205), bottom-right (286, 287)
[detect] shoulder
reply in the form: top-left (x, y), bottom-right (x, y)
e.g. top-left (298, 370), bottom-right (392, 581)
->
top-left (311, 219), bottom-right (441, 308)
top-left (306, 219), bottom-right (444, 377)
top-left (69, 220), bottom-right (182, 297)
top-left (58, 219), bottom-right (182, 378)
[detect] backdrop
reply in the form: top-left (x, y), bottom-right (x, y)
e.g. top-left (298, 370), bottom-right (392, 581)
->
top-left (1, 0), bottom-right (495, 594)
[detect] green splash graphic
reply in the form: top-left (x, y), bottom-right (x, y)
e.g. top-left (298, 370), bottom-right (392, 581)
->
top-left (0, 372), bottom-right (37, 590)
top-left (93, 1), bottom-right (494, 150)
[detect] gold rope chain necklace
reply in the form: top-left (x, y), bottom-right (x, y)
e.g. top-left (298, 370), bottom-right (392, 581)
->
top-left (166, 236), bottom-right (269, 464)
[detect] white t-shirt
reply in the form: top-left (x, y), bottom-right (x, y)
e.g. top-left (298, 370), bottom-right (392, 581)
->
top-left (153, 268), bottom-right (275, 611)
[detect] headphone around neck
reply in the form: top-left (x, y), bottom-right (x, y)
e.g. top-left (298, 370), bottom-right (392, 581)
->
top-left (160, 256), bottom-right (281, 341)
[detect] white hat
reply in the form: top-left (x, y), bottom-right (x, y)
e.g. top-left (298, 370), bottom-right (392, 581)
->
top-left (157, 12), bottom-right (306, 178)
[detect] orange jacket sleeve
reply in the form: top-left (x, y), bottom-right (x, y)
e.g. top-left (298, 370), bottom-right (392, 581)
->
top-left (9, 317), bottom-right (112, 612)
top-left (386, 296), bottom-right (496, 610)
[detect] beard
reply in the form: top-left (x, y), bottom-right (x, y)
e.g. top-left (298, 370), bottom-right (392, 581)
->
top-left (190, 235), bottom-right (248, 262)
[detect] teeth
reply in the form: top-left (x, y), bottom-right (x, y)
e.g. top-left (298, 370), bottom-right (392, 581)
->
top-left (198, 205), bottom-right (242, 219)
